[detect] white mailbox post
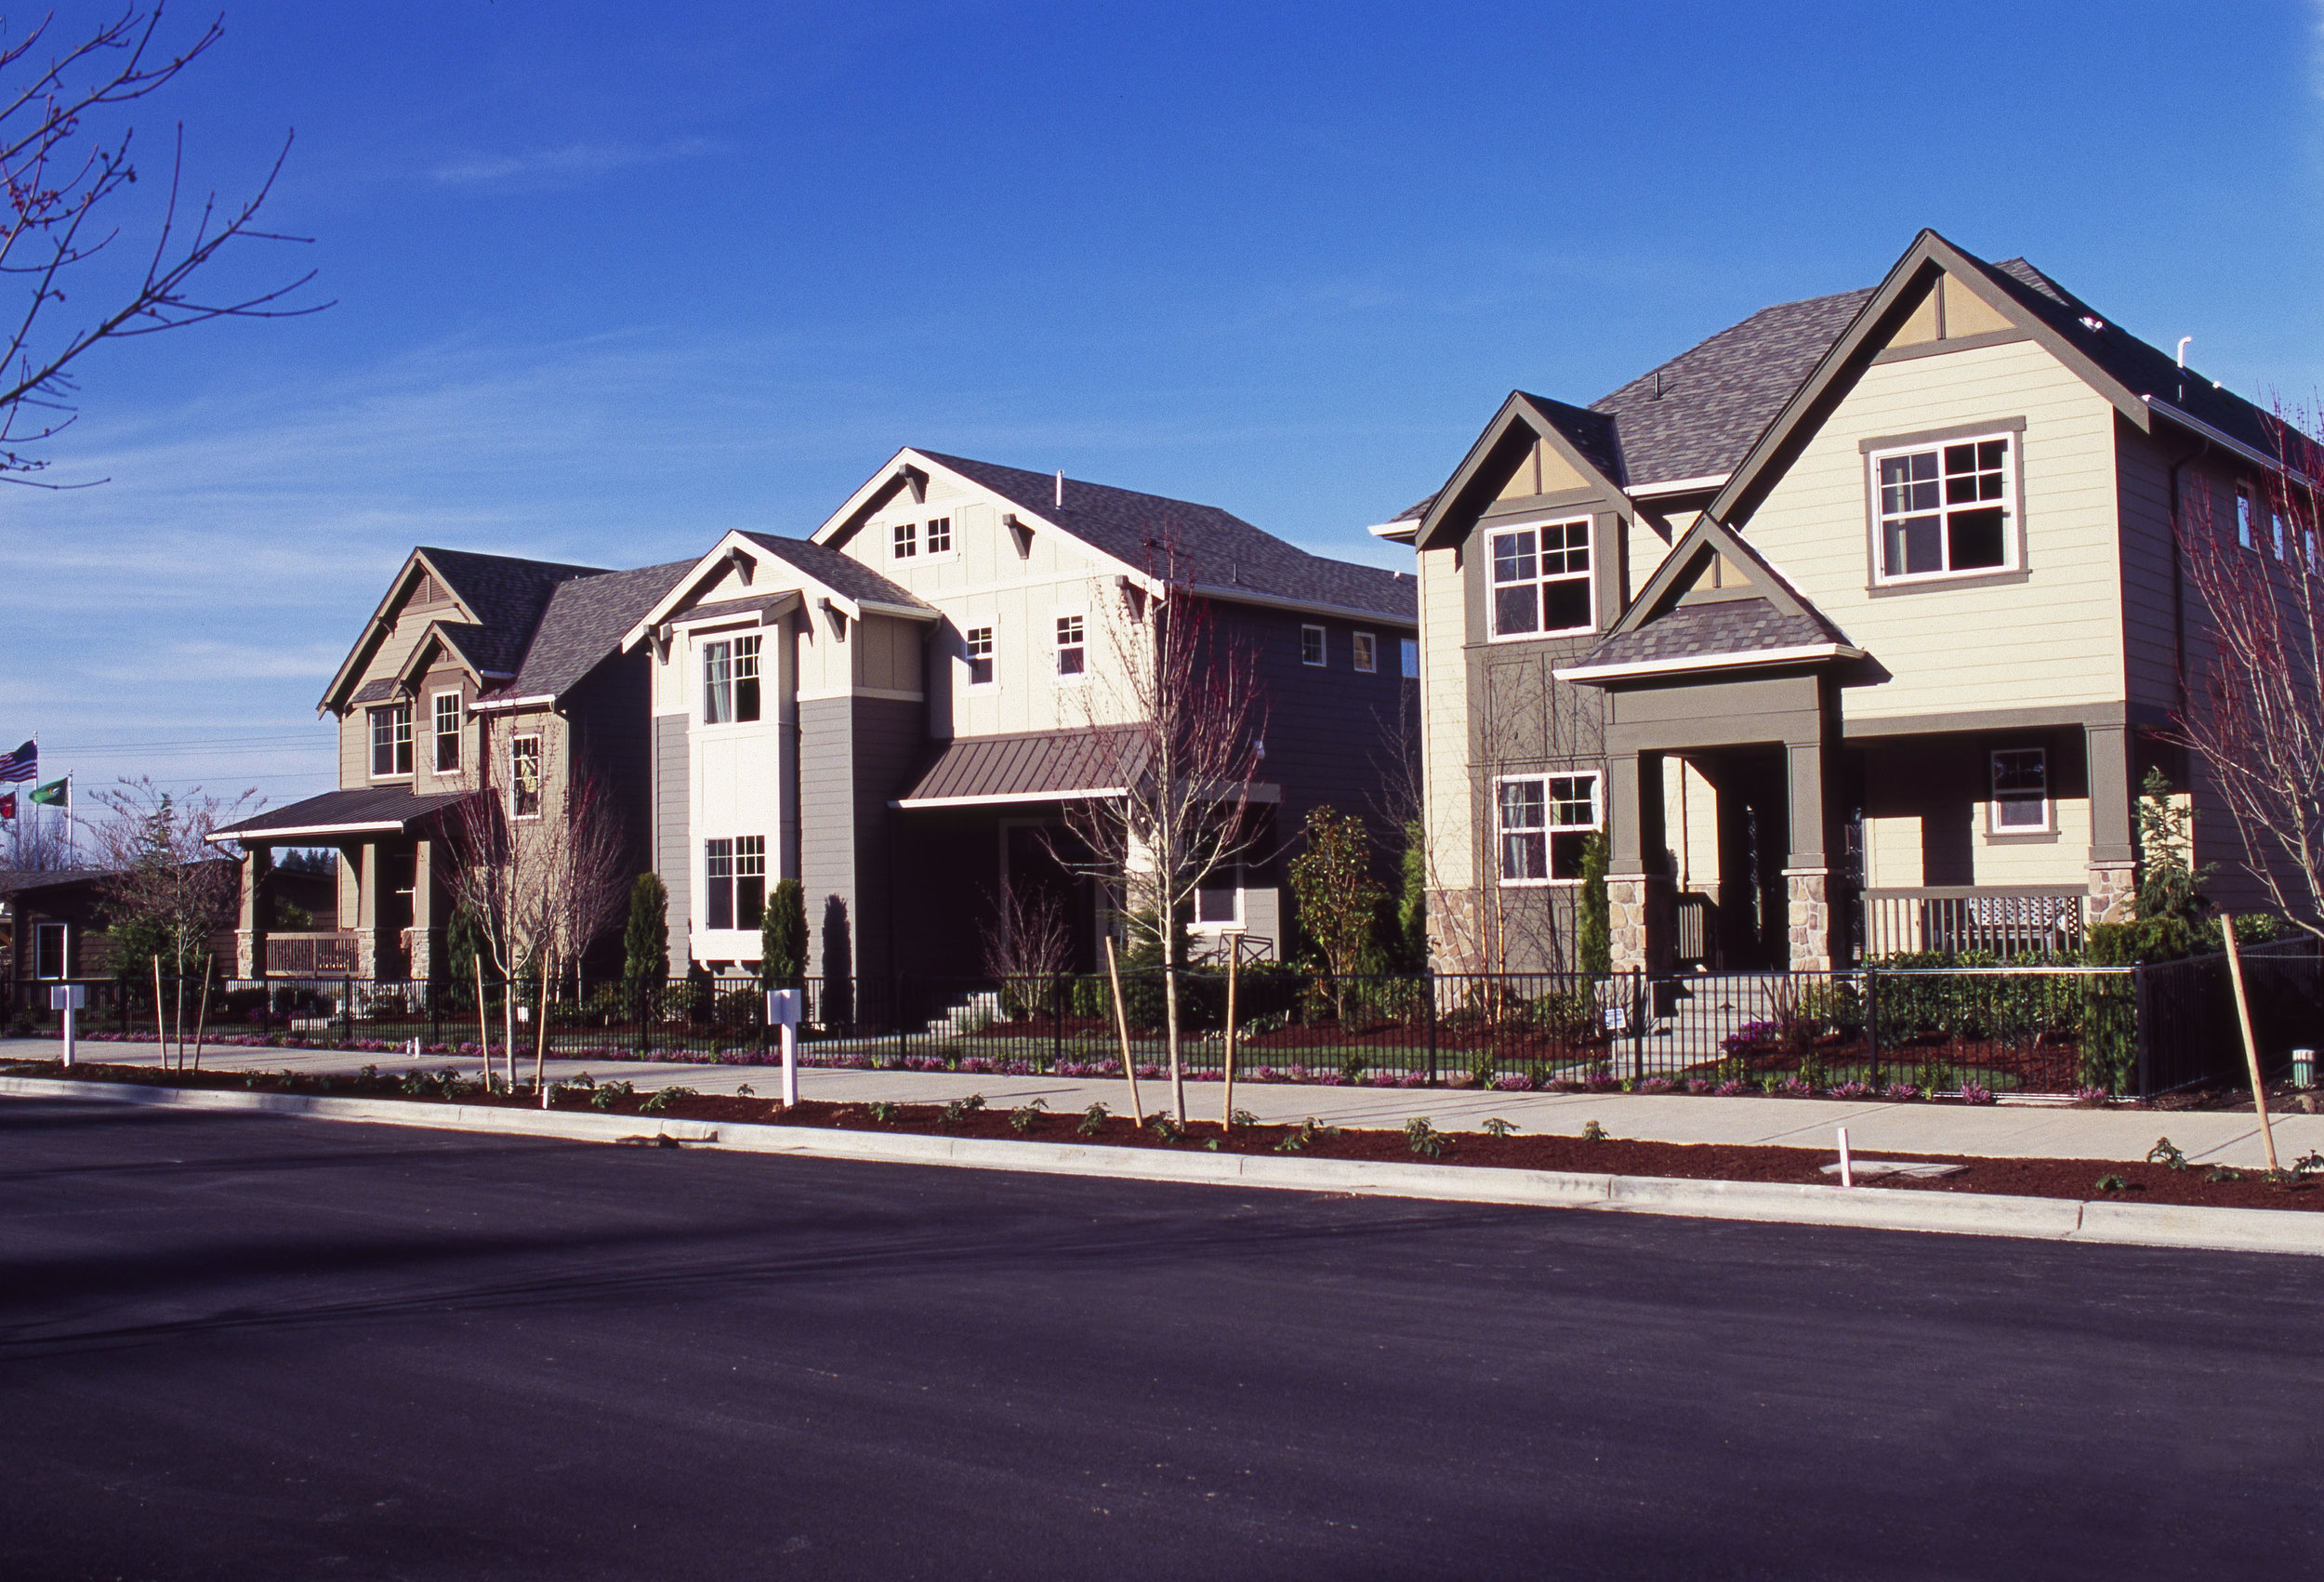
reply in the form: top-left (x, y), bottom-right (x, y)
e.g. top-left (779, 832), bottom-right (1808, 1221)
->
top-left (767, 988), bottom-right (803, 1107)
top-left (50, 983), bottom-right (86, 1068)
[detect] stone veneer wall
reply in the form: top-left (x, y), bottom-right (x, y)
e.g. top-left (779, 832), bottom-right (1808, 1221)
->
top-left (2088, 863), bottom-right (2136, 926)
top-left (1607, 877), bottom-right (1648, 972)
top-left (1785, 871), bottom-right (1830, 971)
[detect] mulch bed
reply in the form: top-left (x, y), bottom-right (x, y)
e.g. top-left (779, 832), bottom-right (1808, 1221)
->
top-left (14, 1058), bottom-right (2323, 1212)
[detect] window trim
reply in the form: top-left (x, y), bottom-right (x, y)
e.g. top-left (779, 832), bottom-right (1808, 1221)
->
top-left (1987, 745), bottom-right (2053, 837)
top-left (1301, 624), bottom-right (1327, 666)
top-left (1053, 613), bottom-right (1088, 682)
top-left (703, 836), bottom-right (768, 932)
top-left (922, 515), bottom-right (956, 560)
top-left (891, 520), bottom-right (918, 560)
top-left (508, 733), bottom-right (543, 821)
top-left (2236, 484), bottom-right (2254, 552)
top-left (1351, 631), bottom-right (1377, 674)
top-left (1495, 771), bottom-right (1601, 888)
top-left (431, 691), bottom-right (463, 775)
top-left (1486, 516), bottom-right (1595, 642)
top-left (368, 702), bottom-right (414, 781)
top-left (1860, 418), bottom-right (2028, 589)
top-left (963, 625), bottom-right (997, 690)
top-left (33, 920), bottom-right (67, 980)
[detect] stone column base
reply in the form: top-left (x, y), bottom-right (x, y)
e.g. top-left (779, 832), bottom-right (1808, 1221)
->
top-left (2088, 863), bottom-right (2136, 926)
top-left (406, 927), bottom-right (442, 983)
top-left (1607, 877), bottom-right (1649, 972)
top-left (1426, 888), bottom-right (1485, 973)
top-left (234, 929), bottom-right (266, 980)
top-left (1785, 870), bottom-right (1832, 972)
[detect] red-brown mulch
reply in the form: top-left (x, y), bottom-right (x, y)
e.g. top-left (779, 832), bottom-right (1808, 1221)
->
top-left (12, 1059), bottom-right (2321, 1213)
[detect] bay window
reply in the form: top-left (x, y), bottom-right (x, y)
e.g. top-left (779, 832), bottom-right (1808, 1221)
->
top-left (703, 635), bottom-right (760, 724)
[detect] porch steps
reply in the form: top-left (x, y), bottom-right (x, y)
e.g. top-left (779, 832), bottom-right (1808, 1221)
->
top-left (923, 990), bottom-right (1004, 1041)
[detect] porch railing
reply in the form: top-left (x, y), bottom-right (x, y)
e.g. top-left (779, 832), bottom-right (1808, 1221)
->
top-left (1862, 887), bottom-right (2087, 959)
top-left (265, 932), bottom-right (363, 976)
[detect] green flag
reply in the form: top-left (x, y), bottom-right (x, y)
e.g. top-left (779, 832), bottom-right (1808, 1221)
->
top-left (28, 776), bottom-right (67, 808)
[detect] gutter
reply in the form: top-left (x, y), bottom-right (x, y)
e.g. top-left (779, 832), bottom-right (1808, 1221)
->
top-left (1177, 581), bottom-right (1418, 628)
top-left (469, 692), bottom-right (558, 715)
top-left (2144, 395), bottom-right (2312, 487)
top-left (1555, 641), bottom-right (1864, 683)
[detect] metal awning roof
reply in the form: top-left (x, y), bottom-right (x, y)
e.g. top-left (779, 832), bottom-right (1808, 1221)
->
top-left (893, 728), bottom-right (1136, 810)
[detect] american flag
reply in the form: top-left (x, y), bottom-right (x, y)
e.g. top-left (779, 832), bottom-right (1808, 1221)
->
top-left (0, 740), bottom-right (33, 784)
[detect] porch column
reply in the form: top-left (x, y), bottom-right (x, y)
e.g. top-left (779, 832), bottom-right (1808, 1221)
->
top-left (2086, 722), bottom-right (2136, 924)
top-left (234, 847), bottom-right (271, 979)
top-left (354, 841), bottom-right (390, 981)
top-left (409, 837), bottom-right (439, 982)
top-left (1605, 750), bottom-right (1668, 972)
top-left (1783, 739), bottom-right (1834, 971)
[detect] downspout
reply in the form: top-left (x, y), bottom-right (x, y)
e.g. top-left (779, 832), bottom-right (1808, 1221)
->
top-left (2166, 431), bottom-right (2211, 715)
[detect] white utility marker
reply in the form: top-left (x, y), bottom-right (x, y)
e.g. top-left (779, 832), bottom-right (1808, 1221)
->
top-left (768, 988), bottom-right (803, 1108)
top-left (50, 983), bottom-right (85, 1068)
top-left (1837, 1126), bottom-right (1853, 1189)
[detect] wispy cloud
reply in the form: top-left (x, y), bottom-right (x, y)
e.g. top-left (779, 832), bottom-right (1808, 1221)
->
top-left (429, 138), bottom-right (719, 188)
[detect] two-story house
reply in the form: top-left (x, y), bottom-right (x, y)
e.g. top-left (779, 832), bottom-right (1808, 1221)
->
top-left (211, 547), bottom-right (688, 981)
top-left (1389, 229), bottom-right (2290, 974)
top-left (625, 449), bottom-right (1419, 983)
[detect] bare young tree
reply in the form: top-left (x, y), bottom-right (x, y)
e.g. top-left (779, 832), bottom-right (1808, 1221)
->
top-left (3, 800), bottom-right (81, 873)
top-left (439, 717), bottom-right (631, 1092)
top-left (1062, 578), bottom-right (1268, 1123)
top-left (978, 874), bottom-right (1072, 1020)
top-left (2168, 404), bottom-right (2324, 939)
top-left (87, 775), bottom-right (255, 1058)
top-left (0, 4), bottom-right (324, 483)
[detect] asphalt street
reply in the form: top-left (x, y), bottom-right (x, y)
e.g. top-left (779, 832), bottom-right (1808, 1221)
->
top-left (3, 1100), bottom-right (2320, 1581)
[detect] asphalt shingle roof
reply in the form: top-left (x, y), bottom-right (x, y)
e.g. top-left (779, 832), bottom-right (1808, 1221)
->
top-left (416, 547), bottom-right (605, 676)
top-left (918, 452), bottom-right (1417, 623)
top-left (1583, 597), bottom-right (1841, 670)
top-left (735, 534), bottom-right (930, 610)
top-left (505, 559), bottom-right (695, 697)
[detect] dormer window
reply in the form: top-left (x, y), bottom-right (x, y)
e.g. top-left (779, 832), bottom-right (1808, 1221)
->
top-left (1489, 519), bottom-right (1591, 638)
top-left (368, 704), bottom-right (413, 779)
top-left (892, 521), bottom-right (918, 560)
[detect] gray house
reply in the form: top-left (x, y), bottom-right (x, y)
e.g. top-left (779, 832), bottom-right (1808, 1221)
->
top-left (624, 450), bottom-right (1420, 982)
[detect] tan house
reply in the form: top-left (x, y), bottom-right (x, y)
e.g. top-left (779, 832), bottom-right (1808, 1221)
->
top-left (211, 547), bottom-right (688, 981)
top-left (1385, 229), bottom-right (2289, 974)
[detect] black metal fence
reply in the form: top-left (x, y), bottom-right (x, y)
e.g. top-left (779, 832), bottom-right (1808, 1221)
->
top-left (7, 945), bottom-right (2317, 1099)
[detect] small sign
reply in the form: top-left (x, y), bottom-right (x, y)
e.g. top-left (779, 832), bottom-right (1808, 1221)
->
top-left (1604, 1003), bottom-right (1628, 1034)
top-left (49, 984), bottom-right (85, 1011)
top-left (768, 988), bottom-right (802, 1027)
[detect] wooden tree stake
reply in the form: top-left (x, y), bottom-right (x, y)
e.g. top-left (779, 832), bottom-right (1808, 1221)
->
top-left (152, 956), bottom-right (167, 1069)
top-left (190, 954), bottom-right (214, 1074)
top-left (1222, 947), bottom-right (1240, 1130)
top-left (1104, 934), bottom-right (1143, 1127)
top-left (476, 956), bottom-right (492, 1086)
top-left (2221, 914), bottom-right (2281, 1172)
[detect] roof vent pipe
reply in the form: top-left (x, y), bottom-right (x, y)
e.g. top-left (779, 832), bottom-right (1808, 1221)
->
top-left (2177, 336), bottom-right (2192, 369)
top-left (1055, 470), bottom-right (1063, 508)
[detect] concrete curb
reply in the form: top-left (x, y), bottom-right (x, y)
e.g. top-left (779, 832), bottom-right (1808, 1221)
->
top-left (9, 1074), bottom-right (2324, 1258)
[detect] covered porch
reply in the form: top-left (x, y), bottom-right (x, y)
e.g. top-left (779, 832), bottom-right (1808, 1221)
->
top-left (210, 787), bottom-right (475, 982)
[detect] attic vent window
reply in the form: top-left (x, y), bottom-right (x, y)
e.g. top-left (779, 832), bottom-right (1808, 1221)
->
top-left (415, 572), bottom-right (447, 605)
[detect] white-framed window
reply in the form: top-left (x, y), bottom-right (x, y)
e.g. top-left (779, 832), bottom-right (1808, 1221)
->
top-left (1870, 434), bottom-right (2014, 582)
top-left (1195, 866), bottom-right (1244, 928)
top-left (509, 734), bottom-right (542, 819)
top-left (704, 836), bottom-right (767, 931)
top-left (703, 634), bottom-right (760, 724)
top-left (891, 521), bottom-right (918, 560)
top-left (33, 920), bottom-right (66, 979)
top-left (1055, 614), bottom-right (1086, 677)
top-left (1497, 772), bottom-right (1600, 885)
top-left (964, 626), bottom-right (996, 688)
top-left (2274, 508), bottom-right (2289, 560)
top-left (369, 703), bottom-right (413, 779)
top-left (432, 692), bottom-right (462, 774)
top-left (1989, 747), bottom-right (2049, 833)
top-left (1352, 631), bottom-right (1377, 673)
top-left (2236, 485), bottom-right (2254, 550)
top-left (1401, 638), bottom-right (1419, 678)
top-left (1489, 519), bottom-right (1592, 637)
top-left (1301, 625), bottom-right (1326, 666)
top-left (925, 516), bottom-right (953, 556)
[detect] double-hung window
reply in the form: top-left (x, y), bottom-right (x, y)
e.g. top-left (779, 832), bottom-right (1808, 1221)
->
top-left (1989, 748), bottom-right (2049, 833)
top-left (509, 734), bottom-right (542, 819)
top-left (1871, 435), bottom-right (2014, 582)
top-left (1489, 520), bottom-right (1591, 637)
top-left (964, 626), bottom-right (996, 687)
top-left (369, 704), bottom-right (413, 778)
top-left (703, 635), bottom-right (760, 724)
top-left (1301, 625), bottom-right (1326, 666)
top-left (892, 521), bottom-right (918, 560)
top-left (432, 692), bottom-right (462, 773)
top-left (704, 836), bottom-right (767, 931)
top-left (1352, 631), bottom-right (1377, 673)
top-left (1055, 615), bottom-right (1086, 677)
top-left (2237, 485), bottom-right (2254, 550)
top-left (1497, 772), bottom-right (1599, 884)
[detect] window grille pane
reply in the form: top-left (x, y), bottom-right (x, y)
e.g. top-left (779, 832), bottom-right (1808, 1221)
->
top-left (704, 640), bottom-right (733, 724)
top-left (1494, 585), bottom-right (1538, 636)
top-left (1491, 531), bottom-right (1537, 584)
top-left (892, 521), bottom-right (917, 558)
top-left (966, 626), bottom-right (995, 686)
top-left (1948, 508), bottom-right (2007, 570)
top-left (733, 635), bottom-right (761, 722)
top-left (926, 517), bottom-right (951, 554)
top-left (1542, 579), bottom-right (1591, 632)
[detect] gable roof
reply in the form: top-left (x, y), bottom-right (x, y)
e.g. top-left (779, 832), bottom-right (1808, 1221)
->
top-left (733, 533), bottom-right (929, 613)
top-left (829, 449), bottom-right (1416, 625)
top-left (320, 547), bottom-right (605, 713)
top-left (1411, 390), bottom-right (1636, 550)
top-left (498, 558), bottom-right (697, 700)
top-left (620, 530), bottom-right (936, 653)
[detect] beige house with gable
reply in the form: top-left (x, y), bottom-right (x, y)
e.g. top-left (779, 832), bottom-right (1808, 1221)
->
top-left (1385, 229), bottom-right (2287, 974)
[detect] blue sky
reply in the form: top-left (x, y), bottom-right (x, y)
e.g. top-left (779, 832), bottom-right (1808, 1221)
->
top-left (4, 0), bottom-right (2320, 808)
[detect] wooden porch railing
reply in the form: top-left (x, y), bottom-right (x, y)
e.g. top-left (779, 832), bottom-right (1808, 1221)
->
top-left (266, 931), bottom-right (362, 977)
top-left (1862, 887), bottom-right (2087, 959)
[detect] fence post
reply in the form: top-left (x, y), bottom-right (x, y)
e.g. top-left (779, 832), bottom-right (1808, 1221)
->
top-left (893, 973), bottom-right (906, 1063)
top-left (1051, 977), bottom-right (1064, 1073)
top-left (2134, 965), bottom-right (2151, 1101)
top-left (1631, 967), bottom-right (1645, 1081)
top-left (1424, 969), bottom-right (1438, 1087)
top-left (1865, 967), bottom-right (1880, 1091)
top-left (429, 982), bottom-right (440, 1052)
top-left (341, 977), bottom-right (353, 1044)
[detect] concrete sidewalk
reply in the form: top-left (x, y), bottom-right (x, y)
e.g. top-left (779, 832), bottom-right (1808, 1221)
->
top-left (6, 1035), bottom-right (2317, 1169)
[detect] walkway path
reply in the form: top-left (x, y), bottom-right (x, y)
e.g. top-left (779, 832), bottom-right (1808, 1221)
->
top-left (6, 1035), bottom-right (2316, 1169)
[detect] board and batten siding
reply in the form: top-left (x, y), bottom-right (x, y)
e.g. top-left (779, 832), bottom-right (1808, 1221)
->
top-left (1419, 543), bottom-right (1472, 890)
top-left (1737, 338), bottom-right (2126, 723)
top-left (654, 712), bottom-right (693, 944)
